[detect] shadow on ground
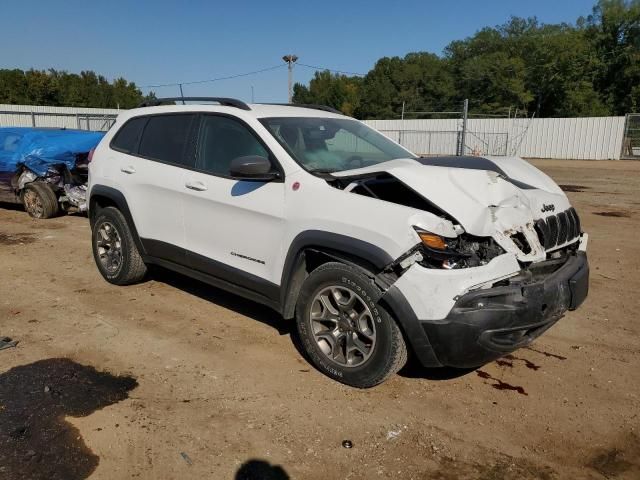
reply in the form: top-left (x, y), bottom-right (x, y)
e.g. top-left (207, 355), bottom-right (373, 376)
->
top-left (398, 357), bottom-right (476, 381)
top-left (235, 459), bottom-right (289, 479)
top-left (149, 266), bottom-right (291, 336)
top-left (0, 201), bottom-right (24, 213)
top-left (0, 358), bottom-right (137, 480)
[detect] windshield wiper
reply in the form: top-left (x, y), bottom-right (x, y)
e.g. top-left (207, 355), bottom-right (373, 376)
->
top-left (308, 168), bottom-right (338, 174)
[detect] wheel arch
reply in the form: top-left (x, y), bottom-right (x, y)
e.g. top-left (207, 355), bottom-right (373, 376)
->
top-left (280, 231), bottom-right (394, 319)
top-left (89, 185), bottom-right (146, 255)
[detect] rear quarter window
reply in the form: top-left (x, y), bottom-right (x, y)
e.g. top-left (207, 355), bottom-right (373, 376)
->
top-left (110, 117), bottom-right (147, 154)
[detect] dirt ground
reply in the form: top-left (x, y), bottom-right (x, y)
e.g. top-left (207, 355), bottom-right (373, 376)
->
top-left (1, 159), bottom-right (639, 480)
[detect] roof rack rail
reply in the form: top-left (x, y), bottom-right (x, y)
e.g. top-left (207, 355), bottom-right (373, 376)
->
top-left (138, 97), bottom-right (251, 110)
top-left (259, 103), bottom-right (343, 115)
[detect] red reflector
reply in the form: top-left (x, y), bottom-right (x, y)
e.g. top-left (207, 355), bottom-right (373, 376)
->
top-left (87, 147), bottom-right (96, 163)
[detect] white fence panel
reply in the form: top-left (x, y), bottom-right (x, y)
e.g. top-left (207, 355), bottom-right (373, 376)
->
top-left (0, 105), bottom-right (627, 159)
top-left (365, 116), bottom-right (626, 160)
top-left (0, 104), bottom-right (120, 131)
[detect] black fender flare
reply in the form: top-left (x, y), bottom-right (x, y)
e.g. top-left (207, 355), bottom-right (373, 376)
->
top-left (279, 230), bottom-right (443, 367)
top-left (88, 185), bottom-right (146, 256)
top-left (279, 230), bottom-right (394, 318)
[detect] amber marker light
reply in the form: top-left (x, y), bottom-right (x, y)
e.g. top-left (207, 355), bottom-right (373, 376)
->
top-left (416, 230), bottom-right (447, 250)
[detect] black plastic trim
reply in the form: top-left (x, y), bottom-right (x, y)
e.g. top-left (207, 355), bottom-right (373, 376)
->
top-left (417, 156), bottom-right (536, 190)
top-left (280, 231), bottom-right (395, 318)
top-left (421, 252), bottom-right (589, 368)
top-left (141, 238), bottom-right (186, 266)
top-left (148, 257), bottom-right (280, 311)
top-left (140, 238), bottom-right (281, 311)
top-left (186, 248), bottom-right (280, 302)
top-left (258, 103), bottom-right (343, 115)
top-left (417, 156), bottom-right (508, 176)
top-left (139, 97), bottom-right (251, 110)
top-left (379, 285), bottom-right (443, 367)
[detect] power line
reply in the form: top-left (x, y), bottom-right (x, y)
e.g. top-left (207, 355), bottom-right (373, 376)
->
top-left (137, 60), bottom-right (368, 93)
top-left (140, 64), bottom-right (286, 89)
top-left (297, 63), bottom-right (366, 77)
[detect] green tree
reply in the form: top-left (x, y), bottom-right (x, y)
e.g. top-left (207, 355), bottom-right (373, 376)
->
top-left (358, 53), bottom-right (454, 119)
top-left (293, 70), bottom-right (362, 116)
top-left (585, 0), bottom-right (640, 113)
top-left (0, 69), bottom-right (29, 104)
top-left (0, 68), bottom-right (147, 108)
top-left (293, 2), bottom-right (639, 118)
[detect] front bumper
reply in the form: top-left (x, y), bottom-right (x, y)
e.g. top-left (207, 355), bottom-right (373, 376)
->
top-left (381, 252), bottom-right (589, 368)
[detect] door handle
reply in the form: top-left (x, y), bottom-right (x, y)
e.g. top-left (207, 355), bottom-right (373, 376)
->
top-left (120, 166), bottom-right (136, 174)
top-left (185, 181), bottom-right (207, 192)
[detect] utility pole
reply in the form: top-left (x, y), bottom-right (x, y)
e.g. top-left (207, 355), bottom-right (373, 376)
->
top-left (458, 98), bottom-right (469, 156)
top-left (179, 84), bottom-right (185, 104)
top-left (400, 101), bottom-right (406, 147)
top-left (282, 54), bottom-right (298, 103)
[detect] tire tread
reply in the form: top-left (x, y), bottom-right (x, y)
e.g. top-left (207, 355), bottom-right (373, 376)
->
top-left (23, 182), bottom-right (59, 219)
top-left (296, 262), bottom-right (408, 388)
top-left (92, 206), bottom-right (146, 285)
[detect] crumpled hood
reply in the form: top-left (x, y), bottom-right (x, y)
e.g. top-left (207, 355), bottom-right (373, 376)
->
top-left (333, 157), bottom-right (572, 261)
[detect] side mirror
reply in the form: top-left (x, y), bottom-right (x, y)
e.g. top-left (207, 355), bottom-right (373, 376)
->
top-left (229, 155), bottom-right (280, 181)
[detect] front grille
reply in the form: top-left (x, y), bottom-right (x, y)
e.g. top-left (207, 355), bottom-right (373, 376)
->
top-left (535, 208), bottom-right (581, 250)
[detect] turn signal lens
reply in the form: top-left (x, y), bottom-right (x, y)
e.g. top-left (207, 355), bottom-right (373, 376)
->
top-left (417, 231), bottom-right (447, 250)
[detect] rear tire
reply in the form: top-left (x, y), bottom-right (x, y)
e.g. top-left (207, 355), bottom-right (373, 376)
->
top-left (91, 206), bottom-right (147, 285)
top-left (22, 182), bottom-right (59, 219)
top-left (295, 262), bottom-right (407, 388)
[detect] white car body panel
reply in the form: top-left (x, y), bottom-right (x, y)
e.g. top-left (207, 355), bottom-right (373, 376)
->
top-left (394, 253), bottom-right (521, 320)
top-left (182, 173), bottom-right (286, 282)
top-left (91, 140), bottom-right (188, 249)
top-left (119, 158), bottom-right (188, 249)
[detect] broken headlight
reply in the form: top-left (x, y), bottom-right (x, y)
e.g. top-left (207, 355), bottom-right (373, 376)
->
top-left (414, 228), bottom-right (505, 269)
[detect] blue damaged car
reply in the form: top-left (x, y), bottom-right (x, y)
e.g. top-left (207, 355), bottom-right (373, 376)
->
top-left (0, 127), bottom-right (104, 218)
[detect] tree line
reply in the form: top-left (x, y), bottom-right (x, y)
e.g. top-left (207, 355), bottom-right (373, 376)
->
top-left (293, 0), bottom-right (640, 119)
top-left (0, 69), bottom-right (150, 109)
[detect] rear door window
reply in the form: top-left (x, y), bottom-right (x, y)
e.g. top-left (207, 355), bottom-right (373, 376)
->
top-left (138, 114), bottom-right (197, 167)
top-left (111, 117), bottom-right (147, 154)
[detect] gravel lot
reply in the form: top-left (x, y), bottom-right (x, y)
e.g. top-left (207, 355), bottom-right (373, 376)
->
top-left (1, 159), bottom-right (639, 480)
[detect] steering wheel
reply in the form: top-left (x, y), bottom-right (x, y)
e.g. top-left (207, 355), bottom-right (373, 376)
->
top-left (345, 155), bottom-right (363, 169)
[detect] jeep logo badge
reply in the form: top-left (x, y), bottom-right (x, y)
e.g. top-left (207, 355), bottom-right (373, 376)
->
top-left (541, 204), bottom-right (555, 213)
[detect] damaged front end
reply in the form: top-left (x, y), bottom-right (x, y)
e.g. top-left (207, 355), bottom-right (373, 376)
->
top-left (411, 230), bottom-right (505, 270)
top-left (329, 157), bottom-right (582, 272)
top-left (327, 157), bottom-right (589, 368)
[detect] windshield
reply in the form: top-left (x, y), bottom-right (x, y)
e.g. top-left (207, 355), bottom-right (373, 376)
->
top-left (260, 117), bottom-right (416, 173)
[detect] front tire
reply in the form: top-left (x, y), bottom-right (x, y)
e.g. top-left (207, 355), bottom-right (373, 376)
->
top-left (295, 262), bottom-right (407, 388)
top-left (91, 206), bottom-right (147, 285)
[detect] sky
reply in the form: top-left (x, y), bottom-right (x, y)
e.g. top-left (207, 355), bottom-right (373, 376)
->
top-left (1, 0), bottom-right (598, 103)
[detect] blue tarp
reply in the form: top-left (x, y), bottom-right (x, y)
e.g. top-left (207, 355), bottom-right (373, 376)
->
top-left (0, 127), bottom-right (104, 177)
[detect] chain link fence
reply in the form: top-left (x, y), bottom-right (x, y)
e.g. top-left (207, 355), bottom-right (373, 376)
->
top-left (379, 129), bottom-right (509, 156)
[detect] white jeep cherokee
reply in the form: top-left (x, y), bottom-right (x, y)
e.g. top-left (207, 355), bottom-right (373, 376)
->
top-left (88, 97), bottom-right (589, 388)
